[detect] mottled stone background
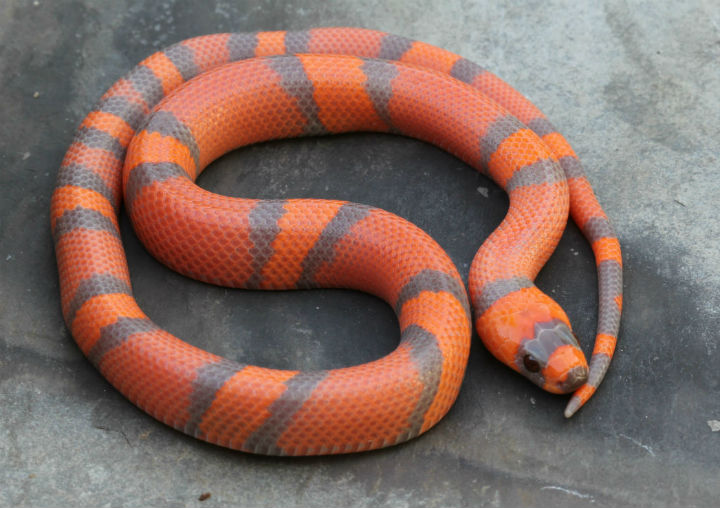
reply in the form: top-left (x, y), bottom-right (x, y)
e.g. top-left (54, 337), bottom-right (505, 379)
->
top-left (1, 1), bottom-right (718, 506)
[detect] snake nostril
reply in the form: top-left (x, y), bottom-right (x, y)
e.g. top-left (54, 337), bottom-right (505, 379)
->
top-left (563, 365), bottom-right (588, 391)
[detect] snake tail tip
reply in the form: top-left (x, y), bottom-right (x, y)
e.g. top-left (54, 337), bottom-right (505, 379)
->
top-left (563, 396), bottom-right (582, 418)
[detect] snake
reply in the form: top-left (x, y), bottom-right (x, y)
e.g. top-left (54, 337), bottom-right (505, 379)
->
top-left (51, 28), bottom-right (623, 455)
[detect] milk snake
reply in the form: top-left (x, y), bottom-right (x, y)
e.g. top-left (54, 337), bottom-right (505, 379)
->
top-left (51, 28), bottom-right (623, 455)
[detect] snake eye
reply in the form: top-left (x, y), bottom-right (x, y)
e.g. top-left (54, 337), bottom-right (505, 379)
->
top-left (523, 354), bottom-right (541, 373)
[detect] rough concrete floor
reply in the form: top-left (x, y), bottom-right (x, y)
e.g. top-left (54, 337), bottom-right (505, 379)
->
top-left (1, 1), bottom-right (719, 507)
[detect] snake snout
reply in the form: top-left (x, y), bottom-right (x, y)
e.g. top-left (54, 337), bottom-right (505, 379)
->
top-left (542, 339), bottom-right (589, 394)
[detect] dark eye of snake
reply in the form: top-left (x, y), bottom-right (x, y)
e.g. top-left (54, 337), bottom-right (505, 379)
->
top-left (523, 354), bottom-right (541, 373)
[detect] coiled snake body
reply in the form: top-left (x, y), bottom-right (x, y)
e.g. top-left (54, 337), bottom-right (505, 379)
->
top-left (51, 28), bottom-right (622, 455)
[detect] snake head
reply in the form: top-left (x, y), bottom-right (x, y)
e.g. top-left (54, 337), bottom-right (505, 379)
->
top-left (474, 285), bottom-right (589, 396)
top-left (515, 320), bottom-right (588, 394)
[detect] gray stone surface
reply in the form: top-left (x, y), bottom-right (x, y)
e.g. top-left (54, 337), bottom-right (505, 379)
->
top-left (1, 0), bottom-right (719, 506)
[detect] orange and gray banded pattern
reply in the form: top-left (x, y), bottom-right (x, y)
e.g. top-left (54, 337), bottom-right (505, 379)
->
top-left (51, 28), bottom-right (622, 455)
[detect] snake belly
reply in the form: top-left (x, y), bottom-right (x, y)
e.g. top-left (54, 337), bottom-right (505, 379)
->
top-left (51, 28), bottom-right (622, 455)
